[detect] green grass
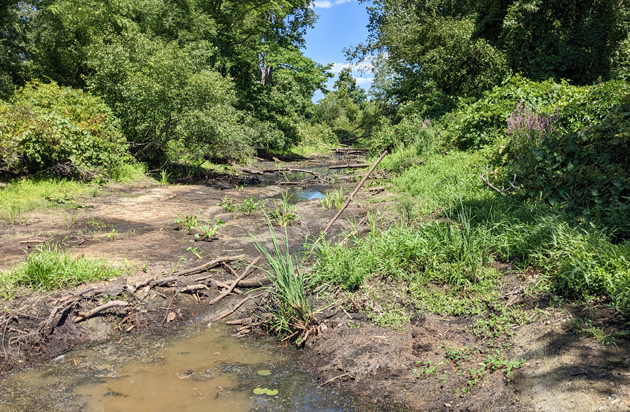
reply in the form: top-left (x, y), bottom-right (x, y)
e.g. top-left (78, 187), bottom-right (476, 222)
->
top-left (319, 188), bottom-right (345, 210)
top-left (0, 243), bottom-right (122, 298)
top-left (108, 162), bottom-right (148, 182)
top-left (316, 148), bottom-right (630, 318)
top-left (0, 178), bottom-right (92, 223)
top-left (252, 221), bottom-right (314, 344)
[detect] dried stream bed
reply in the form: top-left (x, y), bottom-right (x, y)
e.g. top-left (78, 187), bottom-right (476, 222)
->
top-left (1, 153), bottom-right (629, 411)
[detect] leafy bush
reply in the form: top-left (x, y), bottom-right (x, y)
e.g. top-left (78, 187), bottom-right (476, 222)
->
top-left (443, 76), bottom-right (630, 150)
top-left (0, 81), bottom-right (127, 178)
top-left (505, 95), bottom-right (630, 237)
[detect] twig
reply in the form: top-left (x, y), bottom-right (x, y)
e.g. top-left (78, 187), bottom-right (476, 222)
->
top-left (310, 150), bottom-right (388, 253)
top-left (480, 167), bottom-right (517, 196)
top-left (210, 257), bottom-right (261, 305)
top-left (213, 293), bottom-right (263, 321)
top-left (318, 373), bottom-right (354, 388)
top-left (73, 301), bottom-right (129, 323)
top-left (168, 255), bottom-right (244, 277)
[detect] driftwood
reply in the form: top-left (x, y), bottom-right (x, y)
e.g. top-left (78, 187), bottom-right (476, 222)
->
top-left (209, 257), bottom-right (260, 305)
top-left (213, 293), bottom-right (263, 321)
top-left (310, 150), bottom-right (388, 253)
top-left (169, 255), bottom-right (244, 277)
top-left (73, 301), bottom-right (129, 323)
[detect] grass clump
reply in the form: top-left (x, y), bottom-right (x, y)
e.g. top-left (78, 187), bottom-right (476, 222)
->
top-left (252, 221), bottom-right (315, 345)
top-left (319, 188), bottom-right (345, 210)
top-left (108, 162), bottom-right (148, 182)
top-left (0, 243), bottom-right (121, 297)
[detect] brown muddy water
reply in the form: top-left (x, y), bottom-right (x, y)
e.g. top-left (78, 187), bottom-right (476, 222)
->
top-left (0, 323), bottom-right (354, 411)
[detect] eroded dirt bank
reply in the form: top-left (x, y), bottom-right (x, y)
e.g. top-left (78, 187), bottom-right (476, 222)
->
top-left (1, 153), bottom-right (629, 412)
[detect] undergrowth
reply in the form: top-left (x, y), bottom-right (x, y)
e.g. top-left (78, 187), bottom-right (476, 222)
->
top-left (0, 243), bottom-right (121, 298)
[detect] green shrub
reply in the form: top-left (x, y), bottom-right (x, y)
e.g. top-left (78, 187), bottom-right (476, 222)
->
top-left (442, 76), bottom-right (630, 150)
top-left (506, 95), bottom-right (630, 237)
top-left (0, 81), bottom-right (127, 178)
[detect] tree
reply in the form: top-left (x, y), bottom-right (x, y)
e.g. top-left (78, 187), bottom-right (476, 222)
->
top-left (473, 0), bottom-right (630, 84)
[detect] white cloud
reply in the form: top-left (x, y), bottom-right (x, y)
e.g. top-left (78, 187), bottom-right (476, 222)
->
top-left (328, 57), bottom-right (374, 74)
top-left (313, 0), bottom-right (353, 9)
top-left (354, 76), bottom-right (374, 85)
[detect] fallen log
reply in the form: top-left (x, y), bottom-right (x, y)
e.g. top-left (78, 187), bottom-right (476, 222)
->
top-left (73, 301), bottom-right (129, 323)
top-left (328, 163), bottom-right (369, 170)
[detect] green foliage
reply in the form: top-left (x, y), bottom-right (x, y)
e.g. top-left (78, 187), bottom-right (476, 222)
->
top-left (369, 115), bottom-right (438, 158)
top-left (266, 192), bottom-right (299, 227)
top-left (474, 0), bottom-right (630, 84)
top-left (0, 243), bottom-right (121, 295)
top-left (506, 95), bottom-right (630, 237)
top-left (0, 81), bottom-right (128, 177)
top-left (252, 222), bottom-right (314, 344)
top-left (0, 177), bottom-right (91, 224)
top-left (443, 76), bottom-right (630, 150)
top-left (319, 188), bottom-right (345, 210)
top-left (108, 163), bottom-right (148, 183)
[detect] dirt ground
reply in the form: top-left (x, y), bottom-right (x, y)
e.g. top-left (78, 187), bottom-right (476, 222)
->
top-left (1, 153), bottom-right (629, 411)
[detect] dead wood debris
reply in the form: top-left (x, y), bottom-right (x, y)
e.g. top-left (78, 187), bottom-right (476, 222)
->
top-left (0, 255), bottom-right (265, 364)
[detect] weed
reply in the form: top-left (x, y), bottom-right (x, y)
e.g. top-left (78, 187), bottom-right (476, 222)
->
top-left (159, 170), bottom-right (170, 186)
top-left (218, 197), bottom-right (236, 214)
top-left (194, 218), bottom-right (225, 240)
top-left (267, 192), bottom-right (299, 227)
top-left (413, 360), bottom-right (438, 378)
top-left (174, 214), bottom-right (198, 234)
top-left (569, 317), bottom-right (615, 345)
top-left (85, 216), bottom-right (108, 229)
top-left (0, 243), bottom-right (120, 294)
top-left (106, 229), bottom-right (117, 241)
top-left (319, 188), bottom-right (345, 210)
top-left (239, 197), bottom-right (263, 216)
top-left (187, 246), bottom-right (202, 259)
top-left (251, 221), bottom-right (314, 344)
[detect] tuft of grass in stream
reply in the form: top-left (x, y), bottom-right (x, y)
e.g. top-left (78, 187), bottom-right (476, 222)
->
top-left (252, 221), bottom-right (314, 344)
top-left (0, 243), bottom-right (122, 298)
top-left (319, 188), bottom-right (345, 210)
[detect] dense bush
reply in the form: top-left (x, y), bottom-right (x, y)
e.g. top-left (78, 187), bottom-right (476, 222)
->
top-left (0, 81), bottom-right (127, 178)
top-left (506, 95), bottom-right (630, 237)
top-left (443, 77), bottom-right (630, 150)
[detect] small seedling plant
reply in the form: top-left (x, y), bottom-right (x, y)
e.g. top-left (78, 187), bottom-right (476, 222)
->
top-left (194, 218), bottom-right (225, 240)
top-left (174, 214), bottom-right (198, 234)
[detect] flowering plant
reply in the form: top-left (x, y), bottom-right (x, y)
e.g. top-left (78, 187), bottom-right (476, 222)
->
top-left (507, 100), bottom-right (560, 154)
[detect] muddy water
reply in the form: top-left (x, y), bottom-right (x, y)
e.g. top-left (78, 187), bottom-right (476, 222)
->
top-left (0, 324), bottom-right (353, 412)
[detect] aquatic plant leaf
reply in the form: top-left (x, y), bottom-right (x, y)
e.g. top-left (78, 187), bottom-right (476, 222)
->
top-left (257, 370), bottom-right (271, 376)
top-left (253, 388), bottom-right (266, 395)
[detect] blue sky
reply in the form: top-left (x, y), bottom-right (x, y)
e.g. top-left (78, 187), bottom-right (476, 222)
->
top-left (304, 0), bottom-right (373, 101)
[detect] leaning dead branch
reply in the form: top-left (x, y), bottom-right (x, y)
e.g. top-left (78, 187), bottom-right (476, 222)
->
top-left (213, 293), bottom-right (264, 322)
top-left (209, 257), bottom-right (261, 305)
top-left (310, 149), bottom-right (388, 253)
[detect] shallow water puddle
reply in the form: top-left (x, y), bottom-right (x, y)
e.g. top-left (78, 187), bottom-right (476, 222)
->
top-left (0, 324), bottom-right (353, 411)
top-left (273, 185), bottom-right (328, 204)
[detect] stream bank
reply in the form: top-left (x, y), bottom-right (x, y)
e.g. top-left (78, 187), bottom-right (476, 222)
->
top-left (1, 152), bottom-right (629, 411)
